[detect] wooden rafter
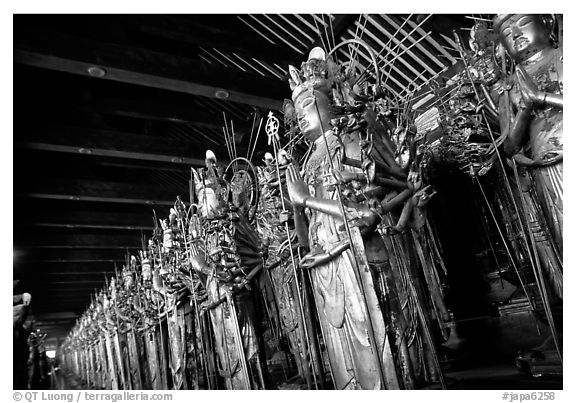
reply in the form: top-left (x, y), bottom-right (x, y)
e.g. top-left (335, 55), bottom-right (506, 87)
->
top-left (22, 210), bottom-right (155, 231)
top-left (14, 32), bottom-right (286, 110)
top-left (16, 233), bottom-right (142, 249)
top-left (16, 125), bottom-right (219, 167)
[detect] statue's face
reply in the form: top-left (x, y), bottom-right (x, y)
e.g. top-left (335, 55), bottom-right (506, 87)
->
top-left (293, 86), bottom-right (332, 142)
top-left (141, 261), bottom-right (151, 282)
top-left (196, 187), bottom-right (218, 217)
top-left (193, 167), bottom-right (225, 218)
top-left (123, 273), bottom-right (134, 290)
top-left (498, 15), bottom-right (551, 62)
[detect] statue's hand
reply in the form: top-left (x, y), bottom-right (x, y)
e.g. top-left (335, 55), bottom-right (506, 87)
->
top-left (199, 300), bottom-right (211, 316)
top-left (329, 168), bottom-right (345, 185)
top-left (279, 209), bottom-right (292, 224)
top-left (413, 185), bottom-right (436, 207)
top-left (407, 166), bottom-right (422, 192)
top-left (330, 168), bottom-right (364, 186)
top-left (286, 165), bottom-right (310, 207)
top-left (517, 66), bottom-right (541, 108)
top-left (215, 268), bottom-right (233, 283)
top-left (346, 204), bottom-right (379, 233)
top-left (381, 225), bottom-right (402, 236)
top-left (232, 277), bottom-right (250, 292)
top-left (299, 250), bottom-right (331, 269)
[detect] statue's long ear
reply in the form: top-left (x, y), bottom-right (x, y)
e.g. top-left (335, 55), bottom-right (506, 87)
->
top-left (191, 167), bottom-right (202, 187)
top-left (289, 65), bottom-right (301, 83)
top-left (289, 65), bottom-right (302, 90)
top-left (160, 218), bottom-right (168, 230)
top-left (308, 46), bottom-right (326, 61)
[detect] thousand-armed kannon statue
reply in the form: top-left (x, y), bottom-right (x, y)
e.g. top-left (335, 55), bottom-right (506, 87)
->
top-left (283, 44), bottom-right (448, 389)
top-left (54, 14), bottom-right (562, 390)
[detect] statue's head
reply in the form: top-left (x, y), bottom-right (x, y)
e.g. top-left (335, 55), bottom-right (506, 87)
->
top-left (289, 47), bottom-right (334, 142)
top-left (192, 150), bottom-right (226, 218)
top-left (101, 292), bottom-right (110, 310)
top-left (494, 14), bottom-right (554, 62)
top-left (110, 278), bottom-right (117, 301)
top-left (469, 22), bottom-right (491, 53)
top-left (277, 149), bottom-right (291, 166)
top-left (263, 152), bottom-right (274, 168)
top-left (122, 265), bottom-right (134, 290)
top-left (141, 256), bottom-right (152, 282)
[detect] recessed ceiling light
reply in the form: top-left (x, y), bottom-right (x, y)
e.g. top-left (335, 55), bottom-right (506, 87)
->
top-left (214, 90), bottom-right (230, 99)
top-left (87, 66), bottom-right (107, 78)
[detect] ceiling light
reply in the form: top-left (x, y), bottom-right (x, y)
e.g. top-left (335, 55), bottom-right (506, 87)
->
top-left (214, 90), bottom-right (230, 99)
top-left (87, 66), bottom-right (107, 78)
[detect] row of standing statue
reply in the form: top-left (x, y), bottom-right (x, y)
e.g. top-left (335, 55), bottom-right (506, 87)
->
top-left (58, 14), bottom-right (562, 389)
top-left (13, 289), bottom-right (52, 389)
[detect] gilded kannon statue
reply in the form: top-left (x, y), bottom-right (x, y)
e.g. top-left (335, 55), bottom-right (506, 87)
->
top-left (189, 151), bottom-right (266, 389)
top-left (283, 46), bottom-right (447, 389)
top-left (493, 14), bottom-right (563, 297)
top-left (255, 151), bottom-right (318, 387)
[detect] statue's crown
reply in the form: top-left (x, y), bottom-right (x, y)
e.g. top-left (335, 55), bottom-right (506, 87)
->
top-left (492, 14), bottom-right (514, 32)
top-left (289, 47), bottom-right (332, 99)
top-left (192, 149), bottom-right (222, 190)
top-left (493, 14), bottom-right (554, 34)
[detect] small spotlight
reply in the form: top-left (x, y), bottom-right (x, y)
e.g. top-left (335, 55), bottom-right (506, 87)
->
top-left (87, 66), bottom-right (107, 78)
top-left (214, 90), bottom-right (230, 99)
top-left (46, 350), bottom-right (56, 359)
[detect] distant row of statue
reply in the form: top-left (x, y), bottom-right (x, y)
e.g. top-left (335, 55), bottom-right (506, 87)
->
top-left (57, 14), bottom-right (562, 389)
top-left (14, 286), bottom-right (52, 389)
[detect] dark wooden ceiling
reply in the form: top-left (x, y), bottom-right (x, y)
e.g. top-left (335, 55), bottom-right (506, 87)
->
top-left (13, 14), bottom-right (478, 345)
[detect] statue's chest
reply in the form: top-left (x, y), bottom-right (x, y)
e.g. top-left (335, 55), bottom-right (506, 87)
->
top-left (526, 54), bottom-right (563, 94)
top-left (304, 133), bottom-right (362, 193)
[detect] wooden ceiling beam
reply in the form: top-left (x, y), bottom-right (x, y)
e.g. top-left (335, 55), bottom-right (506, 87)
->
top-left (22, 210), bottom-right (155, 231)
top-left (14, 249), bottom-right (137, 263)
top-left (19, 95), bottom-right (252, 134)
top-left (16, 264), bottom-right (120, 274)
top-left (308, 14), bottom-right (360, 52)
top-left (16, 233), bottom-right (143, 249)
top-left (14, 32), bottom-right (286, 110)
top-left (32, 294), bottom-right (98, 299)
top-left (15, 125), bottom-right (221, 167)
top-left (34, 280), bottom-right (108, 285)
top-left (15, 263), bottom-right (124, 276)
top-left (93, 160), bottom-right (190, 173)
top-left (19, 245), bottom-right (140, 250)
top-left (91, 97), bottom-right (252, 132)
top-left (25, 285), bottom-right (107, 292)
top-left (132, 15), bottom-right (301, 67)
top-left (17, 177), bottom-right (187, 206)
top-left (34, 312), bottom-right (77, 320)
top-left (36, 273), bottom-right (115, 283)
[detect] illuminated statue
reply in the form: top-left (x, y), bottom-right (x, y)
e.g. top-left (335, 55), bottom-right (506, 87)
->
top-left (13, 287), bottom-right (32, 389)
top-left (256, 143), bottom-right (325, 388)
top-left (189, 151), bottom-right (266, 389)
top-left (494, 14), bottom-right (563, 260)
top-left (490, 13), bottom-right (563, 374)
top-left (285, 46), bottom-right (446, 389)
